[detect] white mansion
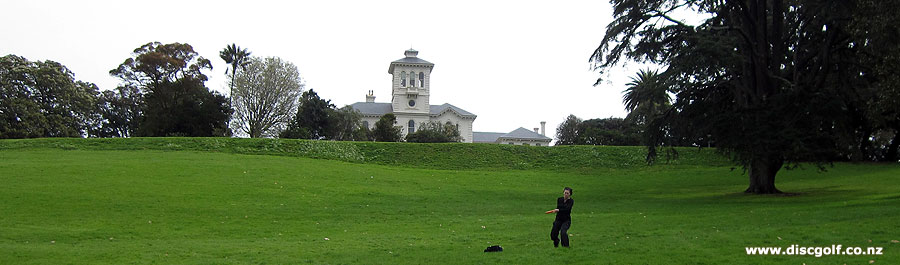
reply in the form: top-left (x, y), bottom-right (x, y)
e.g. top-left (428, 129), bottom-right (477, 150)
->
top-left (351, 49), bottom-right (551, 146)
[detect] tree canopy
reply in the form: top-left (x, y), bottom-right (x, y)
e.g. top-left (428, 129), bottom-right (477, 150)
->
top-left (231, 56), bottom-right (304, 138)
top-left (0, 55), bottom-right (100, 138)
top-left (555, 114), bottom-right (641, 146)
top-left (110, 42), bottom-right (231, 137)
top-left (406, 121), bottom-right (462, 143)
top-left (592, 0), bottom-right (900, 193)
top-left (373, 113), bottom-right (403, 142)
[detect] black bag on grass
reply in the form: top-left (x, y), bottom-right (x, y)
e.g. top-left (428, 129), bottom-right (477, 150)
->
top-left (484, 245), bottom-right (503, 252)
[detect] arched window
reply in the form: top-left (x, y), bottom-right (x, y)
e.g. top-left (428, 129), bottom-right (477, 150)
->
top-left (418, 72), bottom-right (425, 87)
top-left (409, 72), bottom-right (416, 87)
top-left (362, 121), bottom-right (369, 129)
top-left (401, 71), bottom-right (406, 87)
top-left (408, 120), bottom-right (416, 134)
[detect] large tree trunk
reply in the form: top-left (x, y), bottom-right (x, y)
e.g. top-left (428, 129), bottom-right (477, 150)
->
top-left (745, 156), bottom-right (784, 194)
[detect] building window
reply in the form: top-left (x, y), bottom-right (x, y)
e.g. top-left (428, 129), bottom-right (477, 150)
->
top-left (508, 142), bottom-right (514, 145)
top-left (408, 100), bottom-right (416, 107)
top-left (362, 121), bottom-right (369, 129)
top-left (408, 120), bottom-right (416, 134)
top-left (401, 71), bottom-right (406, 87)
top-left (536, 143), bottom-right (541, 146)
top-left (419, 72), bottom-right (425, 87)
top-left (409, 72), bottom-right (416, 87)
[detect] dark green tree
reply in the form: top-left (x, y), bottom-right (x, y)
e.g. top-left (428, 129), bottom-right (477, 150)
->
top-left (110, 42), bottom-right (231, 137)
top-left (373, 113), bottom-right (403, 142)
top-left (219, 44), bottom-right (252, 97)
top-left (847, 0), bottom-right (900, 162)
top-left (95, 85), bottom-right (142, 137)
top-left (281, 89), bottom-right (333, 139)
top-left (355, 125), bottom-right (375, 142)
top-left (0, 55), bottom-right (100, 138)
top-left (407, 121), bottom-right (462, 143)
top-left (591, 0), bottom-right (889, 193)
top-left (139, 77), bottom-right (231, 137)
top-left (577, 118), bottom-right (641, 146)
top-left (555, 114), bottom-right (582, 145)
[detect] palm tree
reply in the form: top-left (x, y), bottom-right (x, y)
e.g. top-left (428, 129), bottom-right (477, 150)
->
top-left (622, 69), bottom-right (671, 126)
top-left (219, 44), bottom-right (252, 96)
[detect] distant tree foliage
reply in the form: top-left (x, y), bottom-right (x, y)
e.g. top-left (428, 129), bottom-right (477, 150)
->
top-left (0, 55), bottom-right (100, 138)
top-left (94, 85), bottom-right (142, 137)
top-left (406, 121), bottom-right (462, 143)
top-left (591, 0), bottom-right (900, 193)
top-left (578, 118), bottom-right (641, 146)
top-left (555, 114), bottom-right (640, 146)
top-left (327, 106), bottom-right (366, 141)
top-left (279, 90), bottom-right (365, 140)
top-left (373, 113), bottom-right (403, 142)
top-left (110, 42), bottom-right (232, 137)
top-left (231, 56), bottom-right (304, 138)
top-left (555, 114), bottom-right (582, 145)
top-left (281, 89), bottom-right (334, 139)
top-left (845, 0), bottom-right (900, 162)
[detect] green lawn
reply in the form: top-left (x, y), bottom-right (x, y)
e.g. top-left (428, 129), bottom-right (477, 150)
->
top-left (1, 142), bottom-right (898, 264)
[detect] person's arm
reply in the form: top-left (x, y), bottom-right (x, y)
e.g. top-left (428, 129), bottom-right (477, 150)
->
top-left (545, 209), bottom-right (558, 214)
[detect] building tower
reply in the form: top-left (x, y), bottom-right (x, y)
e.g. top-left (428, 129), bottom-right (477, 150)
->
top-left (388, 49), bottom-right (434, 116)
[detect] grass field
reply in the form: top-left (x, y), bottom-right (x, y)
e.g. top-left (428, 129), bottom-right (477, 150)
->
top-left (1, 138), bottom-right (898, 264)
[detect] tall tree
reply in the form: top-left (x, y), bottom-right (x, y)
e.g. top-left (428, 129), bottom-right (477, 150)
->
top-left (231, 56), bottom-right (304, 138)
top-left (0, 55), bottom-right (100, 138)
top-left (219, 44), bottom-right (252, 97)
top-left (592, 0), bottom-right (883, 193)
top-left (110, 42), bottom-right (231, 137)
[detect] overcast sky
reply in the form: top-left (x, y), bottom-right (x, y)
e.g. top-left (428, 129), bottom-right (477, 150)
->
top-left (1, 0), bottom-right (656, 138)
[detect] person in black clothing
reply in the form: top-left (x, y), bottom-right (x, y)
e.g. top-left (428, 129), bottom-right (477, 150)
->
top-left (545, 187), bottom-right (574, 247)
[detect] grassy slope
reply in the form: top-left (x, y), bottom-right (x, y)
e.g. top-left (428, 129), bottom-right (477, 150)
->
top-left (0, 139), bottom-right (898, 264)
top-left (0, 137), bottom-right (728, 170)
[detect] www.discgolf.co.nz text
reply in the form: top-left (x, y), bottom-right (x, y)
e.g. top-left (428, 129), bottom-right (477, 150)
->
top-left (745, 244), bottom-right (883, 257)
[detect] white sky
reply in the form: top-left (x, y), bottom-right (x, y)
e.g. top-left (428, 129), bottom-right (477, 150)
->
top-left (1, 0), bottom-right (656, 138)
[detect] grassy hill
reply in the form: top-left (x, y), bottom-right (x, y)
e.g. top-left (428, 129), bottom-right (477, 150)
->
top-left (0, 137), bottom-right (730, 170)
top-left (1, 138), bottom-right (898, 264)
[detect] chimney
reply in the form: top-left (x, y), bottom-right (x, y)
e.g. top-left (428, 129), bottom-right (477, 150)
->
top-left (534, 128), bottom-right (540, 134)
top-left (540, 121), bottom-right (546, 136)
top-left (366, 90), bottom-right (375, 102)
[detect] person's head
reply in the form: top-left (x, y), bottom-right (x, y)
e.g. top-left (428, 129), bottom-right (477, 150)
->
top-left (563, 187), bottom-right (573, 199)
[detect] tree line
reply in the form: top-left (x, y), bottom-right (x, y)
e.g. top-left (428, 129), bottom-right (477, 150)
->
top-left (1, 42), bottom-right (460, 142)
